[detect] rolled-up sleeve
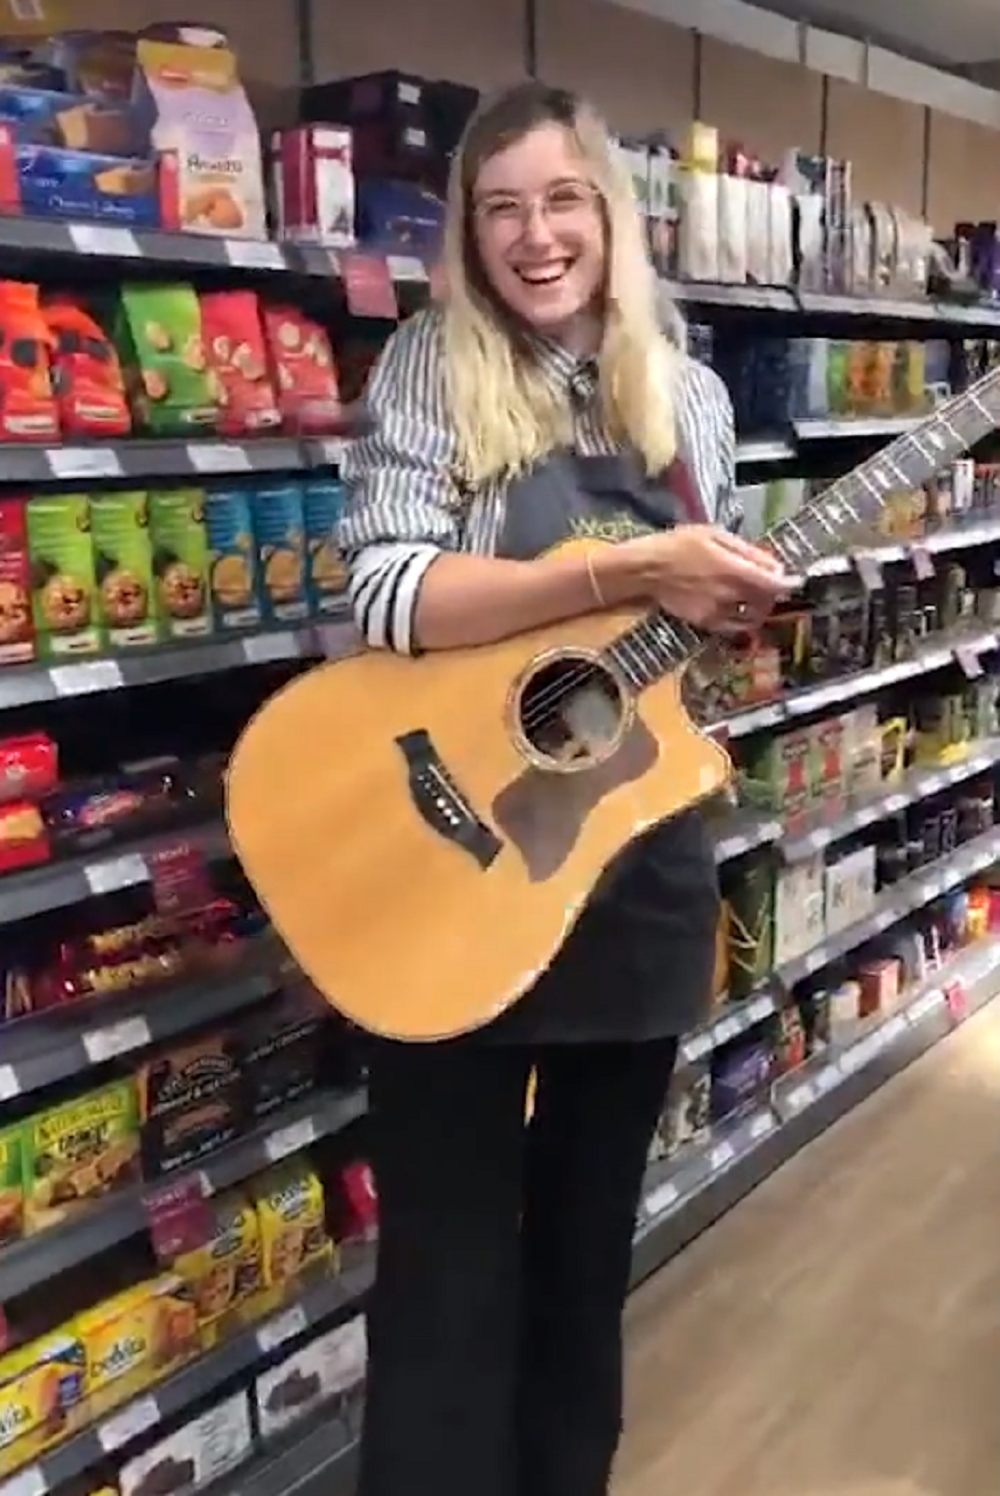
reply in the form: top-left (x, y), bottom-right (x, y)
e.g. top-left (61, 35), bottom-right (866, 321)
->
top-left (337, 312), bottom-right (462, 653)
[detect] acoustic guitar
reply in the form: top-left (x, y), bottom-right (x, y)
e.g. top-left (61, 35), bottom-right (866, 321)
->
top-left (226, 369), bottom-right (1000, 1040)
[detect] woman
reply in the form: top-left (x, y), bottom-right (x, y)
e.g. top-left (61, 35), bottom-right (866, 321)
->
top-left (338, 81), bottom-right (792, 1496)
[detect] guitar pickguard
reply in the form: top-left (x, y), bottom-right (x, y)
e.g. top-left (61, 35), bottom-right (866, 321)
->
top-left (395, 729), bottom-right (504, 869)
top-left (491, 715), bottom-right (659, 881)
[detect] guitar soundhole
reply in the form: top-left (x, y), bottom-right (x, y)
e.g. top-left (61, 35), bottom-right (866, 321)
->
top-left (514, 651), bottom-right (630, 773)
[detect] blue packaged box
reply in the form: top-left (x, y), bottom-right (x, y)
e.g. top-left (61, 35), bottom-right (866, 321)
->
top-left (301, 478), bottom-right (349, 617)
top-left (204, 488), bottom-right (262, 633)
top-left (250, 482), bottom-right (309, 627)
top-left (5, 141), bottom-right (163, 228)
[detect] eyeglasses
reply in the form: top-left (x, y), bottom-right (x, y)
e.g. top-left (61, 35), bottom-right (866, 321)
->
top-left (472, 180), bottom-right (601, 228)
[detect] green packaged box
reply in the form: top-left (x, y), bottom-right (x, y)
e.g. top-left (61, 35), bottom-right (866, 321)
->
top-left (26, 494), bottom-right (100, 658)
top-left (148, 488), bottom-right (212, 641)
top-left (302, 478), bottom-right (349, 617)
top-left (205, 488), bottom-right (262, 632)
top-left (0, 1124), bottom-right (22, 1247)
top-left (115, 284), bottom-right (218, 437)
top-left (251, 481), bottom-right (308, 627)
top-left (23, 1079), bottom-right (141, 1236)
top-left (91, 491), bottom-right (160, 649)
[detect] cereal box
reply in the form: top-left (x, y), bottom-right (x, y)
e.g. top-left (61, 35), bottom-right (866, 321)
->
top-left (115, 284), bottom-right (217, 437)
top-left (76, 1276), bottom-right (200, 1415)
top-left (250, 482), bottom-right (308, 627)
top-left (252, 1163), bottom-right (334, 1289)
top-left (0, 498), bottom-right (34, 664)
top-left (91, 491), bottom-right (160, 650)
top-left (204, 488), bottom-right (262, 632)
top-left (301, 478), bottom-right (349, 617)
top-left (148, 488), bottom-right (212, 641)
top-left (23, 1079), bottom-right (140, 1235)
top-left (26, 493), bottom-right (100, 658)
top-left (0, 1124), bottom-right (22, 1247)
top-left (171, 1191), bottom-right (263, 1332)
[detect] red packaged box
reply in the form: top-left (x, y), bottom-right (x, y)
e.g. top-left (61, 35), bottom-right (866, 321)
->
top-left (199, 290), bottom-right (281, 438)
top-left (270, 125), bottom-right (355, 248)
top-left (0, 498), bottom-right (33, 664)
top-left (261, 303), bottom-right (343, 435)
top-left (0, 732), bottom-right (58, 805)
top-left (0, 281), bottom-right (59, 443)
top-left (43, 298), bottom-right (132, 440)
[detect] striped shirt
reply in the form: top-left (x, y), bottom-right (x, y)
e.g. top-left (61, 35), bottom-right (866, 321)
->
top-left (338, 307), bottom-right (740, 653)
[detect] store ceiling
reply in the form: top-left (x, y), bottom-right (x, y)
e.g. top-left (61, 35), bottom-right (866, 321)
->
top-left (758, 0), bottom-right (1000, 68)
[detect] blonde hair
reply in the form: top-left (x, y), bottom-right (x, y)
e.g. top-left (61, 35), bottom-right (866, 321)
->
top-left (440, 82), bottom-right (679, 487)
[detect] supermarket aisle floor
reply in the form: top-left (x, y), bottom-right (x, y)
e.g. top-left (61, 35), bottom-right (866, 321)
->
top-left (617, 1002), bottom-right (1000, 1496)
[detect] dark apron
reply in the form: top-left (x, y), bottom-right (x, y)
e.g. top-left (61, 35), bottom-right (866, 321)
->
top-left (484, 450), bottom-right (720, 1044)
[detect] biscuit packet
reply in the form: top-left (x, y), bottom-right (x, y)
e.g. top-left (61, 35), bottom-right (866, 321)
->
top-left (91, 491), bottom-right (161, 649)
top-left (114, 284), bottom-right (217, 437)
top-left (252, 1162), bottom-right (336, 1290)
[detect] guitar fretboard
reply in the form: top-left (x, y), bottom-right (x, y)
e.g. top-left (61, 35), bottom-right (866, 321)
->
top-left (600, 366), bottom-right (1000, 691)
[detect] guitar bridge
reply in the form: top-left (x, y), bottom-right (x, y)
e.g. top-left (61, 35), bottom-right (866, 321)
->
top-left (395, 730), bottom-right (503, 870)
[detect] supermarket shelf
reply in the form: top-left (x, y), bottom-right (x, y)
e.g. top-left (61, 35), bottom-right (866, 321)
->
top-left (0, 936), bottom-right (293, 1104)
top-left (722, 625), bottom-right (998, 737)
top-left (668, 279), bottom-right (1000, 328)
top-left (0, 1253), bottom-right (374, 1496)
top-left (809, 513), bottom-right (1000, 577)
top-left (632, 935), bottom-right (1000, 1286)
top-left (0, 435), bottom-right (362, 488)
top-left (680, 986), bottom-right (779, 1066)
top-left (712, 738), bottom-right (1000, 866)
top-left (0, 1087), bottom-right (366, 1306)
top-left (0, 819), bottom-right (232, 929)
top-left (734, 437), bottom-right (796, 465)
top-left (219, 1410), bottom-right (359, 1496)
top-left (792, 416), bottom-right (923, 441)
top-left (776, 823), bottom-right (1000, 989)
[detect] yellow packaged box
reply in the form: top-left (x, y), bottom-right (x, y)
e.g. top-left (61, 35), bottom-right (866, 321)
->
top-left (0, 1123), bottom-right (23, 1247)
top-left (0, 1328), bottom-right (86, 1476)
top-left (23, 1080), bottom-right (140, 1235)
top-left (252, 1163), bottom-right (335, 1289)
top-left (76, 1275), bottom-right (200, 1415)
top-left (172, 1191), bottom-right (263, 1330)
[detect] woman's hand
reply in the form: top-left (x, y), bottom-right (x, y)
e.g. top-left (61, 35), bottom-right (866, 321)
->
top-left (611, 527), bottom-right (797, 634)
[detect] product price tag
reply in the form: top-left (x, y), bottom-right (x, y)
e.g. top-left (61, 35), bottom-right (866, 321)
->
top-left (955, 644), bottom-right (985, 679)
top-left (642, 1180), bottom-right (679, 1219)
top-left (908, 988), bottom-right (944, 1025)
top-left (814, 1062), bottom-right (841, 1094)
top-left (47, 445), bottom-right (123, 480)
top-left (342, 252), bottom-right (398, 319)
top-left (0, 1465), bottom-right (47, 1496)
top-left (85, 853), bottom-right (148, 896)
top-left (783, 1082), bottom-right (814, 1115)
top-left (243, 632), bottom-right (300, 665)
top-left (97, 1394), bottom-right (160, 1453)
top-left (748, 1111), bottom-right (775, 1142)
top-left (83, 1016), bottom-right (151, 1065)
top-left (0, 1065), bottom-right (18, 1102)
top-left (265, 1116), bottom-right (316, 1163)
top-left (709, 1139), bottom-right (735, 1173)
top-left (70, 224), bottom-right (140, 258)
top-left (187, 442), bottom-right (252, 474)
top-left (147, 841), bottom-right (212, 916)
top-left (712, 1015), bottom-right (741, 1044)
top-left (881, 1015), bottom-right (908, 1047)
top-left (226, 238), bottom-right (285, 270)
top-left (910, 545), bottom-right (935, 581)
top-left (318, 438), bottom-right (347, 465)
top-left (682, 1030), bottom-right (712, 1062)
top-left (256, 1303), bottom-right (308, 1354)
top-left (50, 659), bottom-right (124, 696)
top-left (747, 994), bottom-right (775, 1024)
top-left (883, 792), bottom-right (909, 815)
top-left (803, 945), bottom-right (828, 975)
top-left (386, 255), bottom-right (427, 282)
top-left (944, 977), bottom-right (969, 1024)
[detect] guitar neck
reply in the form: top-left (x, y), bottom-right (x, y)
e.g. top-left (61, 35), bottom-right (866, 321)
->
top-left (600, 364), bottom-right (1000, 692)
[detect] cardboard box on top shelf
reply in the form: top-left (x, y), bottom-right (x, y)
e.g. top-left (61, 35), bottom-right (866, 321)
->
top-left (0, 0), bottom-right (71, 34)
top-left (133, 23), bottom-right (267, 240)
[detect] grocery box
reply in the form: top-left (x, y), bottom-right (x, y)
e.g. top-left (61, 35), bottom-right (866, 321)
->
top-left (250, 481), bottom-right (309, 627)
top-left (302, 478), bottom-right (349, 617)
top-left (148, 487), bottom-right (212, 641)
top-left (91, 490), bottom-right (160, 649)
top-left (26, 493), bottom-right (101, 658)
top-left (115, 283), bottom-right (217, 437)
top-left (22, 1078), bottom-right (141, 1234)
top-left (204, 488), bottom-right (262, 632)
top-left (0, 497), bottom-right (34, 664)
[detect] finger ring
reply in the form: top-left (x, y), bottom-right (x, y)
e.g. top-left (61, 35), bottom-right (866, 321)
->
top-left (734, 600), bottom-right (749, 619)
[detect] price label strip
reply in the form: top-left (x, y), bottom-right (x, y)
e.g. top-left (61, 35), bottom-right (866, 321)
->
top-left (70, 224), bottom-right (140, 258)
top-left (47, 446), bottom-right (123, 480)
top-left (50, 660), bottom-right (124, 696)
top-left (642, 1179), bottom-right (679, 1220)
top-left (226, 239), bottom-right (286, 270)
top-left (85, 852), bottom-right (148, 897)
top-left (83, 1015), bottom-right (152, 1065)
top-left (97, 1393), bottom-right (160, 1453)
top-left (709, 1139), bottom-right (735, 1174)
top-left (265, 1115), bottom-right (317, 1164)
top-left (386, 255), bottom-right (427, 282)
top-left (256, 1302), bottom-right (308, 1354)
top-left (187, 442), bottom-right (252, 474)
top-left (0, 1064), bottom-right (19, 1102)
top-left (243, 632), bottom-right (301, 665)
top-left (0, 1466), bottom-right (47, 1496)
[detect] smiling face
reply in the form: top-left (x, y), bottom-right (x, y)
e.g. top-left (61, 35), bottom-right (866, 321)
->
top-left (470, 122), bottom-right (605, 347)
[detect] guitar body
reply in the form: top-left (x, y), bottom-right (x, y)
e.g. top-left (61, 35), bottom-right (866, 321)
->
top-left (225, 541), bottom-right (732, 1041)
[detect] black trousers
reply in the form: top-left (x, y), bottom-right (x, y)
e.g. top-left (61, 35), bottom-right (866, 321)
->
top-left (358, 1035), bottom-right (679, 1496)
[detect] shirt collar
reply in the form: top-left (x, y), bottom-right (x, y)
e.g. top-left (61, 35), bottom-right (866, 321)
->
top-left (528, 333), bottom-right (600, 405)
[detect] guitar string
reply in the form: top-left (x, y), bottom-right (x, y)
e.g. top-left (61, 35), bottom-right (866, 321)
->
top-left (513, 407), bottom-right (991, 737)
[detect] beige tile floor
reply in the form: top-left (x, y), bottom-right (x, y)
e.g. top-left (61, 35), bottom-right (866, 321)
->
top-left (617, 1002), bottom-right (1000, 1496)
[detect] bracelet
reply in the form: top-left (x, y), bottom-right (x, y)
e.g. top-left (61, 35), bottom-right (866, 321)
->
top-left (585, 549), bottom-right (607, 609)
